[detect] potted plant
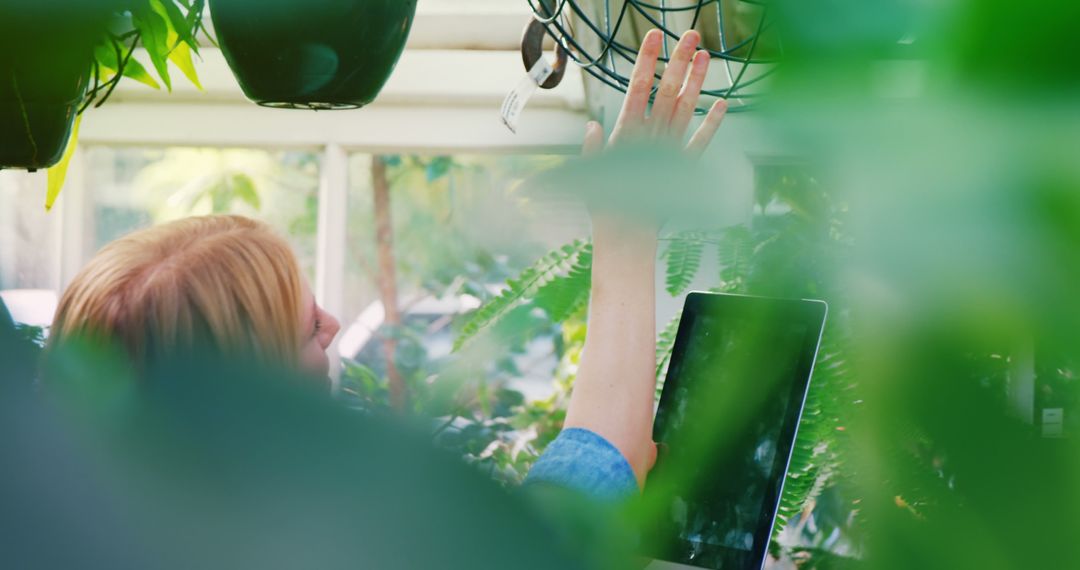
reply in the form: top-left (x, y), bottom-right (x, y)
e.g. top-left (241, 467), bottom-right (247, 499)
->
top-left (0, 1), bottom-right (115, 171)
top-left (0, 0), bottom-right (205, 199)
top-left (210, 0), bottom-right (418, 109)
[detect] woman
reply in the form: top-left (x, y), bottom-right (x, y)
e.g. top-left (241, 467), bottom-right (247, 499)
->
top-left (528, 28), bottom-right (725, 498)
top-left (50, 215), bottom-right (340, 383)
top-left (48, 29), bottom-right (724, 497)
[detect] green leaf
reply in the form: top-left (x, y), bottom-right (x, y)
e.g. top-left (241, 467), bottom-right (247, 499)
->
top-left (95, 40), bottom-right (163, 90)
top-left (209, 180), bottom-right (231, 212)
top-left (230, 174), bottom-right (261, 210)
top-left (134, 5), bottom-right (173, 90)
top-left (663, 231), bottom-right (706, 296)
top-left (167, 40), bottom-right (203, 89)
top-left (453, 240), bottom-right (589, 352)
top-left (425, 157), bottom-right (453, 182)
top-left (534, 243), bottom-right (592, 323)
top-left (121, 56), bottom-right (163, 89)
top-left (45, 115), bottom-right (82, 211)
top-left (156, 0), bottom-right (198, 52)
top-left (717, 225), bottom-right (752, 293)
top-left (147, 0), bottom-right (201, 89)
top-left (771, 327), bottom-right (854, 540)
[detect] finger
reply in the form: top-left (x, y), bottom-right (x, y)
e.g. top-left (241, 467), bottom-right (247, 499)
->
top-left (611, 29), bottom-right (663, 141)
top-left (582, 121), bottom-right (605, 155)
top-left (648, 30), bottom-right (700, 136)
top-left (687, 99), bottom-right (728, 156)
top-left (668, 51), bottom-right (710, 141)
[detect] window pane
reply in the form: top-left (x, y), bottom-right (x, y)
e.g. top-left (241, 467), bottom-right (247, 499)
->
top-left (84, 147), bottom-right (321, 280)
top-left (341, 153), bottom-right (587, 402)
top-left (0, 172), bottom-right (61, 327)
top-left (0, 173), bottom-right (60, 292)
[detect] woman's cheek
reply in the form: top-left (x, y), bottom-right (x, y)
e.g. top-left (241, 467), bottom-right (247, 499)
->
top-left (300, 341), bottom-right (330, 378)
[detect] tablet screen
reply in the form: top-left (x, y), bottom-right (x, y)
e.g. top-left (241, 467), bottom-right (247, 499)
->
top-left (645, 293), bottom-right (827, 570)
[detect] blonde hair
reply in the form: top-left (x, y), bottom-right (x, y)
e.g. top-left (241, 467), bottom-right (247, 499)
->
top-left (49, 215), bottom-right (303, 371)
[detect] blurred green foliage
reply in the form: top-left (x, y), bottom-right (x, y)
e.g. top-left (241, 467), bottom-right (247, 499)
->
top-left (458, 159), bottom-right (865, 564)
top-left (5, 0), bottom-right (1080, 566)
top-left (0, 316), bottom-right (607, 570)
top-left (449, 1), bottom-right (1080, 566)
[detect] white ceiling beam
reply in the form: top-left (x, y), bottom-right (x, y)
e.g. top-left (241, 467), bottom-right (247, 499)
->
top-left (106, 49), bottom-right (584, 110)
top-left (79, 102), bottom-right (586, 153)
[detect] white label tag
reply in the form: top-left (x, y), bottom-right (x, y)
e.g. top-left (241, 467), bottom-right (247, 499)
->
top-left (501, 58), bottom-right (555, 134)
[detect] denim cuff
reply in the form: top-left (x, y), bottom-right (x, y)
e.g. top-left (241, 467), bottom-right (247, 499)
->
top-left (524, 428), bottom-right (638, 501)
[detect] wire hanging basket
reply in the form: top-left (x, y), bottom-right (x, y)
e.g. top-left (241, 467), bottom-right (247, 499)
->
top-left (524, 0), bottom-right (782, 112)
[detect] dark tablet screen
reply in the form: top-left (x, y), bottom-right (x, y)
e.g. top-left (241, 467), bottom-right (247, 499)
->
top-left (644, 293), bottom-right (827, 570)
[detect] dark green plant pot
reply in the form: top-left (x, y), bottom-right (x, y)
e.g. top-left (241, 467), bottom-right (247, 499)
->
top-left (0, 101), bottom-right (83, 172)
top-left (0, 0), bottom-right (117, 171)
top-left (210, 0), bottom-right (418, 109)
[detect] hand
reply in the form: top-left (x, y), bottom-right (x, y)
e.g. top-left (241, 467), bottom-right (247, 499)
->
top-left (584, 29), bottom-right (728, 239)
top-left (561, 29), bottom-right (728, 490)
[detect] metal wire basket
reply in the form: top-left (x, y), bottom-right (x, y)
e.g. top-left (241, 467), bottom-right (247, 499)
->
top-left (525, 0), bottom-right (781, 111)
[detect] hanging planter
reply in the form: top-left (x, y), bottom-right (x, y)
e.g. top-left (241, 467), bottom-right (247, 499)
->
top-left (0, 4), bottom-right (107, 171)
top-left (1, 0), bottom-right (205, 172)
top-left (531, 0), bottom-right (783, 113)
top-left (0, 0), bottom-right (206, 210)
top-left (0, 59), bottom-right (90, 172)
top-left (210, 0), bottom-right (418, 110)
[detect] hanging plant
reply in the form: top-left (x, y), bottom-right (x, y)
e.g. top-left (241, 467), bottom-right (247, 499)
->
top-left (209, 0), bottom-right (418, 109)
top-left (0, 0), bottom-right (206, 206)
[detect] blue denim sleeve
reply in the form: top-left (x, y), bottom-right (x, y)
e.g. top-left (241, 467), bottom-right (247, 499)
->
top-left (524, 428), bottom-right (638, 501)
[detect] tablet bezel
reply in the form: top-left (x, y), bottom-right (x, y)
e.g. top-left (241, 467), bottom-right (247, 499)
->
top-left (647, 292), bottom-right (828, 570)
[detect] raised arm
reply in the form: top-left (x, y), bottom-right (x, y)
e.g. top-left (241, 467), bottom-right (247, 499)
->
top-left (562, 29), bottom-right (727, 487)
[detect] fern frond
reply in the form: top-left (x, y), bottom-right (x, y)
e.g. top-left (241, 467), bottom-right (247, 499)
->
top-left (663, 232), bottom-right (706, 296)
top-left (534, 243), bottom-right (593, 323)
top-left (772, 326), bottom-right (854, 539)
top-left (453, 240), bottom-right (590, 352)
top-left (717, 225), bottom-right (752, 293)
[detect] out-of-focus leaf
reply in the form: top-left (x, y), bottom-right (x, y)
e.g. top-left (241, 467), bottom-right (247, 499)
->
top-left (426, 156), bottom-right (454, 183)
top-left (231, 174), bottom-right (261, 210)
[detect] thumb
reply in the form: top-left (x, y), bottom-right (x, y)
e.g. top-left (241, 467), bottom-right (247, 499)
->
top-left (646, 441), bottom-right (660, 474)
top-left (582, 120), bottom-right (605, 156)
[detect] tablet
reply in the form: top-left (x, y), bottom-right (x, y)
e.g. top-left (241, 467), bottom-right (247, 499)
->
top-left (644, 292), bottom-right (827, 570)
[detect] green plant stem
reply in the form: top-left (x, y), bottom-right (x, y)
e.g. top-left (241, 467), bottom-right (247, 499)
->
top-left (94, 35), bottom-right (139, 109)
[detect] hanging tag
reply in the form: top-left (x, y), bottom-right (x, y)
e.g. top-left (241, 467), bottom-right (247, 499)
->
top-left (501, 58), bottom-right (555, 134)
